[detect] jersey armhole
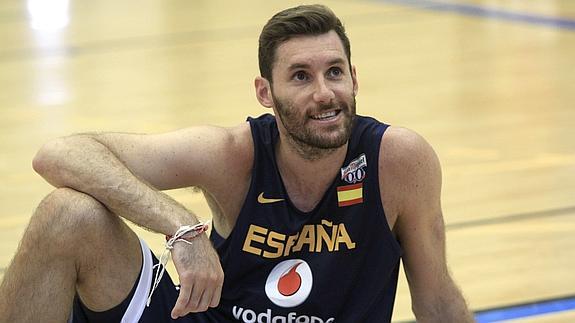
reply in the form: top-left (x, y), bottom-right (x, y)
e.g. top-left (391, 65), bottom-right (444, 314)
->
top-left (375, 126), bottom-right (403, 257)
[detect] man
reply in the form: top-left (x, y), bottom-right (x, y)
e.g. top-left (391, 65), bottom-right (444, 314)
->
top-left (0, 4), bottom-right (475, 323)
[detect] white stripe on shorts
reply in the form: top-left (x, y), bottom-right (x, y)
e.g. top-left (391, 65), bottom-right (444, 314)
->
top-left (121, 238), bottom-right (153, 323)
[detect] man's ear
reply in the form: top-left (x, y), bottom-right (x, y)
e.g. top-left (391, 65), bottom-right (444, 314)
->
top-left (255, 76), bottom-right (274, 108)
top-left (351, 65), bottom-right (358, 96)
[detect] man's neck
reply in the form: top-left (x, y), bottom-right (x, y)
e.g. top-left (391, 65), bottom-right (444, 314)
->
top-left (275, 137), bottom-right (348, 212)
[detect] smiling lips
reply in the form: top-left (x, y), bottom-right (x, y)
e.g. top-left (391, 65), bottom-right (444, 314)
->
top-left (310, 110), bottom-right (340, 121)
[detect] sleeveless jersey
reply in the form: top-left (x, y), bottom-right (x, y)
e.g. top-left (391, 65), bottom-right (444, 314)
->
top-left (199, 113), bottom-right (402, 323)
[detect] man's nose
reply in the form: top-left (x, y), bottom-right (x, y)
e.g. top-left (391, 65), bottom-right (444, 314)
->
top-left (312, 78), bottom-right (335, 104)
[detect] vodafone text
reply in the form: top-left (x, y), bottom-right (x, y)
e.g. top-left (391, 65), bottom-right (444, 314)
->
top-left (233, 306), bottom-right (335, 323)
top-left (242, 220), bottom-right (356, 258)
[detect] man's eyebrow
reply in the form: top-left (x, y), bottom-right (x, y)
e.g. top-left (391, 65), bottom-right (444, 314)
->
top-left (328, 58), bottom-right (346, 66)
top-left (288, 63), bottom-right (310, 71)
top-left (287, 58), bottom-right (346, 71)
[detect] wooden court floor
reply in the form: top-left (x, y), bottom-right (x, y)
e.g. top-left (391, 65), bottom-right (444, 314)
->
top-left (1, 0), bottom-right (574, 321)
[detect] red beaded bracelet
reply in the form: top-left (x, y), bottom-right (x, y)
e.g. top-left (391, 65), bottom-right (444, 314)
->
top-left (165, 222), bottom-right (209, 242)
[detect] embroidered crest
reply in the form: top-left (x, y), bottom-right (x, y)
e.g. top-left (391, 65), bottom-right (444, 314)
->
top-left (340, 153), bottom-right (367, 184)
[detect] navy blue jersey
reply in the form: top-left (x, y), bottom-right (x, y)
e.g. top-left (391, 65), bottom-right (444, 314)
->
top-left (202, 114), bottom-right (402, 322)
top-left (72, 113), bottom-right (402, 323)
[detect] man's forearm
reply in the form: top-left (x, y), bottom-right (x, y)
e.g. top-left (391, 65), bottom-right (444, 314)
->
top-left (413, 282), bottom-right (475, 323)
top-left (435, 296), bottom-right (475, 323)
top-left (33, 135), bottom-right (197, 235)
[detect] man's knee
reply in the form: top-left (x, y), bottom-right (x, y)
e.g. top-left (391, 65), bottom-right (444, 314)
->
top-left (29, 188), bottom-right (117, 246)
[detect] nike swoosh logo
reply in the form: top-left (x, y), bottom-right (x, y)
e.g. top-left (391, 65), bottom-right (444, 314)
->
top-left (258, 192), bottom-right (284, 204)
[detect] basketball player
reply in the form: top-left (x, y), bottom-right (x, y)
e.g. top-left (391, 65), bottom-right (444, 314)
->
top-left (0, 5), bottom-right (475, 322)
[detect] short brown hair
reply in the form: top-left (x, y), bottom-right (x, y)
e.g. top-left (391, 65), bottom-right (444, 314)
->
top-left (258, 4), bottom-right (351, 82)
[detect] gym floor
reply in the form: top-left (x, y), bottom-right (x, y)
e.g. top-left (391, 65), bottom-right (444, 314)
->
top-left (1, 0), bottom-right (574, 321)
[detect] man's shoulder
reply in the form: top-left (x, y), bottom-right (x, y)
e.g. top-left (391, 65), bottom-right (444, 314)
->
top-left (378, 126), bottom-right (441, 195)
top-left (379, 126), bottom-right (437, 167)
top-left (226, 121), bottom-right (253, 146)
top-left (181, 122), bottom-right (253, 185)
top-left (221, 121), bottom-right (254, 166)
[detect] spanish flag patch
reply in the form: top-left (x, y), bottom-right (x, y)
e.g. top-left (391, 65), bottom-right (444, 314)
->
top-left (337, 183), bottom-right (363, 207)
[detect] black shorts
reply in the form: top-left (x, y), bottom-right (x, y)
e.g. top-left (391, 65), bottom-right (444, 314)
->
top-left (71, 239), bottom-right (199, 323)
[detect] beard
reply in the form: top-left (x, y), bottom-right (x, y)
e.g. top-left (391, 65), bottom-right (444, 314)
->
top-left (272, 92), bottom-right (356, 159)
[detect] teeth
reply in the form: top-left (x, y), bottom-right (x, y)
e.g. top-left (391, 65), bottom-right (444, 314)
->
top-left (312, 111), bottom-right (336, 120)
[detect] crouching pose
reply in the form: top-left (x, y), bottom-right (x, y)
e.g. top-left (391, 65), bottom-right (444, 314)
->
top-left (0, 5), bottom-right (475, 323)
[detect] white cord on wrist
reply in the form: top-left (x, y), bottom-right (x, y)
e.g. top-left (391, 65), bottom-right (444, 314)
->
top-left (146, 222), bottom-right (209, 307)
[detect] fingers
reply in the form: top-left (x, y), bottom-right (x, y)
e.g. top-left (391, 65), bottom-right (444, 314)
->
top-left (210, 282), bottom-right (222, 308)
top-left (195, 285), bottom-right (212, 313)
top-left (171, 271), bottom-right (224, 318)
top-left (171, 282), bottom-right (191, 319)
top-left (190, 279), bottom-right (209, 312)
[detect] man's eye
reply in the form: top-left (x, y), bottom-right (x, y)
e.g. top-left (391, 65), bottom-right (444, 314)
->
top-left (293, 71), bottom-right (308, 81)
top-left (328, 67), bottom-right (342, 78)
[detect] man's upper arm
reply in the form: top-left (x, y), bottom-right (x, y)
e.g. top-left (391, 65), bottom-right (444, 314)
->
top-left (89, 124), bottom-right (252, 191)
top-left (380, 127), bottom-right (450, 311)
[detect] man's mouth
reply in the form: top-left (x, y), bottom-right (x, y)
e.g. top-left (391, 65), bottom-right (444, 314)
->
top-left (310, 110), bottom-right (340, 121)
